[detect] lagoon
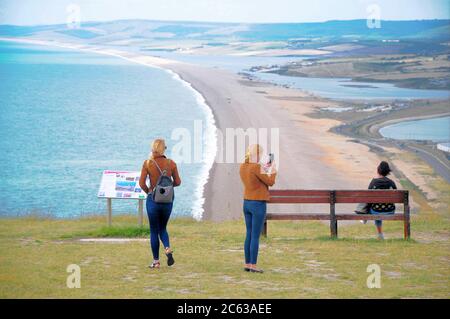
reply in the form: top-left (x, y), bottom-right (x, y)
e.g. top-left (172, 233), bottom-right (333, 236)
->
top-left (253, 72), bottom-right (450, 100)
top-left (380, 116), bottom-right (450, 142)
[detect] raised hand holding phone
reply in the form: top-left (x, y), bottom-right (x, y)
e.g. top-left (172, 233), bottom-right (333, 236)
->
top-left (262, 153), bottom-right (277, 174)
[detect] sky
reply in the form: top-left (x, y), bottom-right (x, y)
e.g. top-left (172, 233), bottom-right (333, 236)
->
top-left (0, 0), bottom-right (449, 25)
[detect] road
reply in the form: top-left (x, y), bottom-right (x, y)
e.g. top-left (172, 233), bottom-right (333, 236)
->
top-left (406, 145), bottom-right (450, 184)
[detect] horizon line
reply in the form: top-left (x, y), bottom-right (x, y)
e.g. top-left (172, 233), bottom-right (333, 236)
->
top-left (1, 17), bottom-right (449, 28)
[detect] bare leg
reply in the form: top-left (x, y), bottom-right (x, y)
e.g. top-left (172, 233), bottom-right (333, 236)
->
top-left (375, 220), bottom-right (384, 239)
top-left (376, 224), bottom-right (383, 234)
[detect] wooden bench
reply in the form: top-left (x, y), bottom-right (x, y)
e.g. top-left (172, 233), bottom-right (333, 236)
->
top-left (263, 189), bottom-right (410, 240)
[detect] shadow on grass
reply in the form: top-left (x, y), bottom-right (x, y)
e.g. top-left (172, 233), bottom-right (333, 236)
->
top-left (61, 226), bottom-right (149, 239)
top-left (267, 236), bottom-right (417, 244)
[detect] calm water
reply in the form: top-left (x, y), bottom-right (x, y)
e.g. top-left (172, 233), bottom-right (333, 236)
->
top-left (253, 72), bottom-right (450, 100)
top-left (380, 116), bottom-right (450, 141)
top-left (144, 51), bottom-right (450, 100)
top-left (141, 50), bottom-right (301, 73)
top-left (0, 41), bottom-right (214, 218)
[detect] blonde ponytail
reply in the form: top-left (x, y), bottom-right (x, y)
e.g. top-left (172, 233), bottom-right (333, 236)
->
top-left (245, 144), bottom-right (262, 163)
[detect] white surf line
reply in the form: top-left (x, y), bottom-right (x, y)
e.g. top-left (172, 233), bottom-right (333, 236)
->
top-left (0, 37), bottom-right (218, 221)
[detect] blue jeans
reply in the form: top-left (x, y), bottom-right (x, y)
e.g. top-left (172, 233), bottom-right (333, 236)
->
top-left (146, 196), bottom-right (173, 260)
top-left (370, 208), bottom-right (394, 228)
top-left (243, 200), bottom-right (267, 264)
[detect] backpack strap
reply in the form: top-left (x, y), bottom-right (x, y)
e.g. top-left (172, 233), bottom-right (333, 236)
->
top-left (151, 159), bottom-right (164, 176)
top-left (151, 159), bottom-right (171, 176)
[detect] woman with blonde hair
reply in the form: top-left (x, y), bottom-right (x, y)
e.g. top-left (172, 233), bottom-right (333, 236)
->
top-left (139, 138), bottom-right (181, 269)
top-left (239, 144), bottom-right (277, 273)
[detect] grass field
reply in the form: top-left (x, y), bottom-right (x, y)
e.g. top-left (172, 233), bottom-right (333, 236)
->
top-left (0, 205), bottom-right (448, 298)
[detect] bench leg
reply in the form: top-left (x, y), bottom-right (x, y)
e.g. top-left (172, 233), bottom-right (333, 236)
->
top-left (330, 219), bottom-right (338, 239)
top-left (404, 191), bottom-right (411, 240)
top-left (404, 213), bottom-right (411, 240)
top-left (330, 193), bottom-right (337, 238)
top-left (261, 220), bottom-right (267, 238)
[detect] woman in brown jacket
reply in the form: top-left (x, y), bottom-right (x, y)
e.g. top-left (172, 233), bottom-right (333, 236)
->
top-left (139, 139), bottom-right (181, 269)
top-left (239, 144), bottom-right (277, 273)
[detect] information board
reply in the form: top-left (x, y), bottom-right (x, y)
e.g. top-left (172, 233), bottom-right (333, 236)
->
top-left (97, 170), bottom-right (147, 199)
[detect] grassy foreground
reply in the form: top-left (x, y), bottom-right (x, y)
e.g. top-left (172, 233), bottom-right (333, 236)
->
top-left (0, 206), bottom-right (449, 299)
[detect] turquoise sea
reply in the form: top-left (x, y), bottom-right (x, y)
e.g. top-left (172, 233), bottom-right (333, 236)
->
top-left (0, 41), bottom-right (214, 218)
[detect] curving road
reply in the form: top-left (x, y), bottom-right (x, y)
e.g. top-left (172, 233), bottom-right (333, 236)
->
top-left (406, 145), bottom-right (450, 184)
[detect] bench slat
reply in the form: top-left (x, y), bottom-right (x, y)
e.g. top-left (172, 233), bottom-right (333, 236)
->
top-left (269, 190), bottom-right (331, 196)
top-left (266, 213), bottom-right (331, 220)
top-left (336, 214), bottom-right (404, 220)
top-left (335, 197), bottom-right (404, 204)
top-left (269, 197), bottom-right (331, 204)
top-left (335, 190), bottom-right (405, 203)
top-left (266, 213), bottom-right (404, 221)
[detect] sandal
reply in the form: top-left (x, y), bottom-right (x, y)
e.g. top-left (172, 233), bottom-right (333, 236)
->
top-left (249, 268), bottom-right (264, 273)
top-left (165, 248), bottom-right (175, 267)
top-left (149, 261), bottom-right (160, 269)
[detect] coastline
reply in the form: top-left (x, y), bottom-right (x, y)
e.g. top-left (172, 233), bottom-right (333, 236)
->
top-left (3, 37), bottom-right (438, 221)
top-left (0, 37), bottom-right (217, 221)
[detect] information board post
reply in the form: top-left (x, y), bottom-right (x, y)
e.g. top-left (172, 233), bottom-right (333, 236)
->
top-left (138, 199), bottom-right (144, 227)
top-left (107, 198), bottom-right (112, 226)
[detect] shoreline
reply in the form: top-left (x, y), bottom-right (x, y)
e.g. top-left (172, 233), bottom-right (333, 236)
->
top-left (0, 37), bottom-right (217, 221)
top-left (3, 37), bottom-right (447, 220)
top-left (0, 37), bottom-right (412, 220)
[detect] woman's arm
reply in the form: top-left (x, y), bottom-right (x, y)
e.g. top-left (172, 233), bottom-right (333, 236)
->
top-left (172, 162), bottom-right (181, 187)
top-left (254, 165), bottom-right (277, 186)
top-left (391, 180), bottom-right (397, 189)
top-left (139, 161), bottom-right (150, 194)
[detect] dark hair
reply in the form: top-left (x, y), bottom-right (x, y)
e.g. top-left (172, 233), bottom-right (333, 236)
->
top-left (377, 161), bottom-right (391, 176)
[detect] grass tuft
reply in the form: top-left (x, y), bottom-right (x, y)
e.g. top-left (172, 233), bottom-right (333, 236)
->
top-left (63, 226), bottom-right (150, 239)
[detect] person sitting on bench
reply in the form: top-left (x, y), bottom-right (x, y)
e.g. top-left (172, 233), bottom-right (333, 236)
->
top-left (366, 161), bottom-right (397, 240)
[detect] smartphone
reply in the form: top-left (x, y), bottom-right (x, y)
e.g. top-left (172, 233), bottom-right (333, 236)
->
top-left (268, 153), bottom-right (274, 164)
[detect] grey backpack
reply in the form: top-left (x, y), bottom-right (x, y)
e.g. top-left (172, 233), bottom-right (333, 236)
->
top-left (150, 159), bottom-right (174, 203)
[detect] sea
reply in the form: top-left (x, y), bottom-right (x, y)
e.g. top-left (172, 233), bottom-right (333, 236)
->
top-left (0, 40), bottom-right (216, 219)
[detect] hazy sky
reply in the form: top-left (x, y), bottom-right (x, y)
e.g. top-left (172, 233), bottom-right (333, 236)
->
top-left (0, 0), bottom-right (449, 25)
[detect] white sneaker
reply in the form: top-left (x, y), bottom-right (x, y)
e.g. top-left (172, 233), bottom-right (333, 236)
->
top-left (377, 233), bottom-right (385, 240)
